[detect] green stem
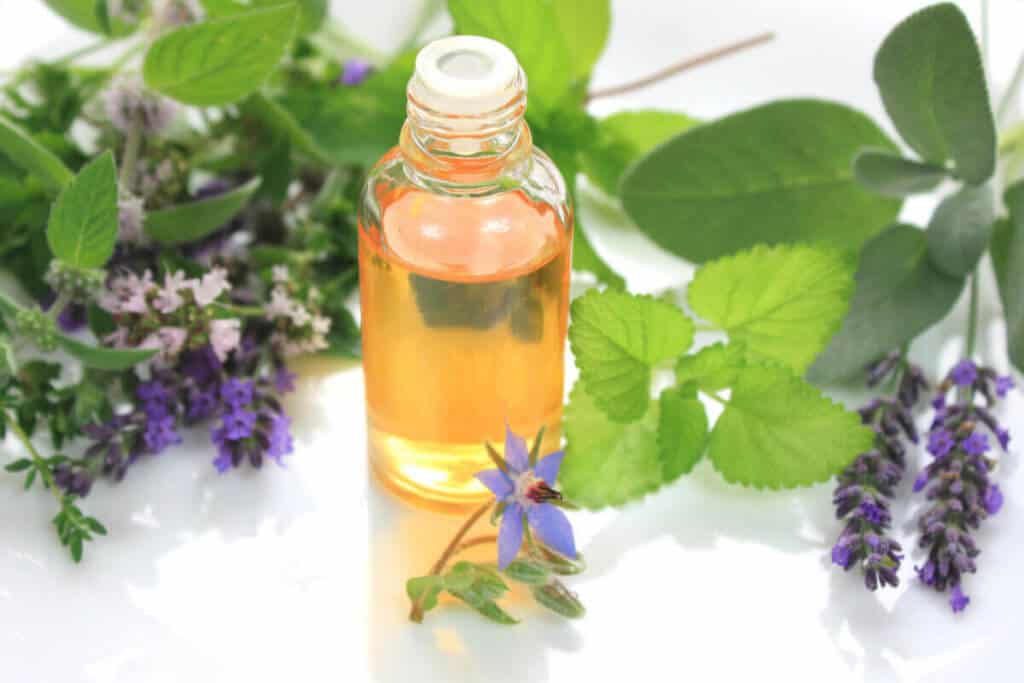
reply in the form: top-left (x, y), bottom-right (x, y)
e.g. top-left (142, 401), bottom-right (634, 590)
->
top-left (2, 410), bottom-right (62, 507)
top-left (53, 38), bottom-right (113, 66)
top-left (409, 500), bottom-right (493, 623)
top-left (966, 269), bottom-right (980, 359)
top-left (47, 291), bottom-right (73, 322)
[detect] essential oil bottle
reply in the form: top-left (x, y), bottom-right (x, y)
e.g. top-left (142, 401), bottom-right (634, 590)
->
top-left (358, 36), bottom-right (572, 512)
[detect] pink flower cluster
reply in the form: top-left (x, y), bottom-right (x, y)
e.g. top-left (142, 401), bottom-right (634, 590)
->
top-left (265, 265), bottom-right (331, 357)
top-left (101, 267), bottom-right (240, 363)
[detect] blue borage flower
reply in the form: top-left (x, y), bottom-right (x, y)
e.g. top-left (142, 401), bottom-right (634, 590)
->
top-left (914, 359), bottom-right (1012, 613)
top-left (475, 427), bottom-right (578, 569)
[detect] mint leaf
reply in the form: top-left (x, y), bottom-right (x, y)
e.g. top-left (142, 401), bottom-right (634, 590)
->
top-left (0, 114), bottom-right (73, 192)
top-left (1000, 181), bottom-right (1024, 373)
top-left (448, 0), bottom-right (571, 118)
top-left (621, 99), bottom-right (901, 263)
top-left (41, 0), bottom-right (134, 36)
top-left (675, 342), bottom-right (748, 394)
top-left (241, 93), bottom-right (330, 163)
top-left (552, 0), bottom-right (611, 82)
top-left (687, 244), bottom-right (855, 372)
top-left (569, 289), bottom-right (695, 422)
top-left (808, 225), bottom-right (965, 384)
top-left (581, 109), bottom-right (698, 197)
top-left (657, 382), bottom-right (708, 481)
top-left (58, 334), bottom-right (157, 370)
top-left (143, 4), bottom-right (298, 106)
top-left (709, 364), bottom-right (874, 488)
top-left (873, 3), bottom-right (995, 184)
top-left (560, 384), bottom-right (662, 508)
top-left (46, 152), bottom-right (118, 269)
top-left (853, 148), bottom-right (948, 197)
top-left (202, 0), bottom-right (327, 35)
top-left (145, 177), bottom-right (261, 245)
top-left (926, 183), bottom-right (995, 277)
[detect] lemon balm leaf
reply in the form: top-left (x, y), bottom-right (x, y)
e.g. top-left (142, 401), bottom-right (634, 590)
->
top-left (687, 244), bottom-right (856, 373)
top-left (708, 364), bottom-right (874, 488)
top-left (675, 342), bottom-right (748, 393)
top-left (569, 289), bottom-right (695, 422)
top-left (657, 382), bottom-right (708, 481)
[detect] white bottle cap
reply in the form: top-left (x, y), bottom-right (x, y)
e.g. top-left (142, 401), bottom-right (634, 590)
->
top-left (409, 36), bottom-right (524, 115)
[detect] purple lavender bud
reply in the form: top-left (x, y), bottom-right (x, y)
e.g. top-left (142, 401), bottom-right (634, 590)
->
top-left (927, 429), bottom-right (955, 457)
top-left (962, 431), bottom-right (990, 456)
top-left (949, 360), bottom-right (978, 387)
top-left (913, 470), bottom-right (929, 492)
top-left (984, 485), bottom-right (1004, 515)
top-left (950, 585), bottom-right (970, 613)
top-left (340, 59), bottom-right (374, 86)
top-left (995, 375), bottom-right (1014, 398)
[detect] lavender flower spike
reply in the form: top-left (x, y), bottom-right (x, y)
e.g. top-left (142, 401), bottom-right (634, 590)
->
top-left (830, 353), bottom-right (927, 590)
top-left (913, 359), bottom-right (1013, 612)
top-left (475, 427), bottom-right (577, 569)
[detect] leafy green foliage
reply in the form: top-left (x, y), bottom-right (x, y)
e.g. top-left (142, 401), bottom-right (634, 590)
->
top-left (58, 334), bottom-right (157, 370)
top-left (409, 561), bottom-right (518, 625)
top-left (569, 288), bottom-right (694, 422)
top-left (687, 244), bottom-right (855, 372)
top-left (657, 382), bottom-right (708, 480)
top-left (560, 384), bottom-right (663, 508)
top-left (853, 149), bottom-right (948, 197)
top-left (872, 2), bottom-right (995, 184)
top-left (999, 181), bottom-right (1024, 373)
top-left (674, 342), bottom-right (748, 393)
top-left (145, 177), bottom-right (262, 244)
top-left (45, 152), bottom-right (118, 268)
top-left (552, 0), bottom-right (610, 82)
top-left (809, 225), bottom-right (965, 384)
top-left (708, 364), bottom-right (874, 488)
top-left (203, 0), bottom-right (327, 35)
top-left (40, 0), bottom-right (133, 36)
top-left (144, 3), bottom-right (299, 106)
top-left (926, 183), bottom-right (995, 277)
top-left (0, 114), bottom-right (73, 191)
top-left (621, 99), bottom-right (902, 263)
top-left (580, 109), bottom-right (698, 196)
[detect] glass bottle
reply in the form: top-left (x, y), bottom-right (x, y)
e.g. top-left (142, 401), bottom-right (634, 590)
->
top-left (358, 36), bottom-right (572, 512)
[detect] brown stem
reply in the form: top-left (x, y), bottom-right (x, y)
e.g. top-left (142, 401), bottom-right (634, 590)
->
top-left (409, 501), bottom-right (494, 623)
top-left (586, 31), bottom-right (776, 103)
top-left (453, 534), bottom-right (498, 555)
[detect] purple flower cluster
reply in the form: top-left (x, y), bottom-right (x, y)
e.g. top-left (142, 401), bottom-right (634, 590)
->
top-left (914, 359), bottom-right (1012, 613)
top-left (211, 377), bottom-right (294, 473)
top-left (831, 352), bottom-right (928, 590)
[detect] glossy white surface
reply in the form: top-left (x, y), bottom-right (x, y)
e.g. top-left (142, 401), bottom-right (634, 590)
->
top-left (2, 1), bottom-right (1024, 682)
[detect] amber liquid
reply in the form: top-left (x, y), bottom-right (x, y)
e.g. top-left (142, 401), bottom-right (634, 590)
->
top-left (360, 177), bottom-right (571, 512)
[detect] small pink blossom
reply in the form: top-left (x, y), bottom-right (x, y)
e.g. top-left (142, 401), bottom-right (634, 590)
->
top-left (191, 267), bottom-right (231, 307)
top-left (141, 326), bottom-right (187, 363)
top-left (289, 303), bottom-right (312, 327)
top-left (312, 315), bottom-right (331, 335)
top-left (153, 270), bottom-right (193, 314)
top-left (102, 270), bottom-right (154, 314)
top-left (209, 318), bottom-right (241, 361)
top-left (266, 288), bottom-right (294, 319)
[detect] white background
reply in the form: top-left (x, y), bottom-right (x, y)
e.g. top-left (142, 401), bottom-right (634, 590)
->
top-left (2, 1), bottom-right (1024, 682)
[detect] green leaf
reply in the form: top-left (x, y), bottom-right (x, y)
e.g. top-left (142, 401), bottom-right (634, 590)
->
top-left (853, 148), bottom-right (948, 197)
top-left (280, 53), bottom-right (412, 166)
top-left (58, 334), bottom-right (157, 370)
top-left (552, 0), bottom-right (610, 82)
top-left (202, 0), bottom-right (327, 35)
top-left (621, 99), bottom-right (902, 263)
top-left (657, 382), bottom-right (708, 481)
top-left (873, 2), bottom-right (996, 184)
top-left (46, 152), bottom-right (118, 268)
top-left (991, 216), bottom-right (1011, 313)
top-left (674, 342), bottom-right (748, 393)
top-left (531, 582), bottom-right (586, 619)
top-left (406, 575), bottom-right (445, 613)
top-left (503, 559), bottom-right (550, 586)
top-left (444, 562), bottom-right (518, 624)
top-left (808, 224), bottom-right (965, 384)
top-left (709, 364), bottom-right (874, 488)
top-left (572, 218), bottom-right (625, 289)
top-left (560, 384), bottom-right (662, 509)
top-left (926, 183), bottom-right (995, 277)
top-left (447, 0), bottom-right (571, 117)
top-left (41, 0), bottom-right (134, 36)
top-left (581, 109), bottom-right (698, 197)
top-left (687, 244), bottom-right (856, 372)
top-left (143, 3), bottom-right (299, 106)
top-left (569, 289), bottom-right (695, 422)
top-left (1001, 181), bottom-right (1024, 372)
top-left (144, 177), bottom-right (261, 244)
top-left (0, 114), bottom-right (74, 192)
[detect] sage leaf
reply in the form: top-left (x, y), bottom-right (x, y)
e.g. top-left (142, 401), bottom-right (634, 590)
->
top-left (0, 114), bottom-right (74, 191)
top-left (873, 2), bottom-right (996, 184)
top-left (926, 183), bottom-right (995, 277)
top-left (58, 334), bottom-right (157, 370)
top-left (688, 244), bottom-right (855, 372)
top-left (808, 224), bottom-right (966, 384)
top-left (145, 177), bottom-right (261, 245)
top-left (657, 382), bottom-right (708, 481)
top-left (581, 109), bottom-right (698, 197)
top-left (621, 99), bottom-right (901, 263)
top-left (46, 152), bottom-right (118, 269)
top-left (143, 3), bottom-right (299, 106)
top-left (853, 148), bottom-right (948, 197)
top-left (560, 384), bottom-right (662, 509)
top-left (1000, 181), bottom-right (1024, 372)
top-left (709, 364), bottom-right (874, 488)
top-left (569, 288), bottom-right (695, 422)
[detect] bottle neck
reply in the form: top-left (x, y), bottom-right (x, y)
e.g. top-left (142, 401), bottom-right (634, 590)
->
top-left (400, 89), bottom-right (532, 188)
